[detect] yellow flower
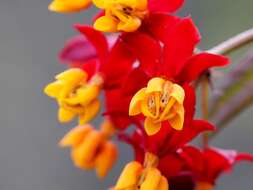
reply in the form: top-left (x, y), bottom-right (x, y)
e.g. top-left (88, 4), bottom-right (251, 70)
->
top-left (196, 182), bottom-right (214, 190)
top-left (44, 68), bottom-right (103, 124)
top-left (129, 77), bottom-right (185, 135)
top-left (60, 124), bottom-right (118, 178)
top-left (48, 0), bottom-right (92, 13)
top-left (93, 0), bottom-right (148, 32)
top-left (114, 152), bottom-right (168, 190)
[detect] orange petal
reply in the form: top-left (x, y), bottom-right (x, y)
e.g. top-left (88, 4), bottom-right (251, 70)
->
top-left (117, 17), bottom-right (141, 32)
top-left (170, 84), bottom-right (185, 104)
top-left (78, 99), bottom-right (100, 124)
top-left (95, 141), bottom-right (118, 178)
top-left (115, 161), bottom-right (143, 189)
top-left (157, 176), bottom-right (169, 190)
top-left (129, 88), bottom-right (147, 116)
top-left (144, 117), bottom-right (161, 136)
top-left (59, 124), bottom-right (92, 147)
top-left (140, 168), bottom-right (161, 190)
top-left (146, 77), bottom-right (165, 93)
top-left (168, 104), bottom-right (184, 130)
top-left (72, 130), bottom-right (103, 164)
top-left (49, 0), bottom-right (91, 13)
top-left (94, 16), bottom-right (118, 32)
top-left (100, 119), bottom-right (116, 138)
top-left (71, 148), bottom-right (95, 169)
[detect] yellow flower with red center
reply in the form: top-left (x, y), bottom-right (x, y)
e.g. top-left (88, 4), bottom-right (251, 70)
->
top-left (60, 119), bottom-right (117, 178)
top-left (93, 0), bottom-right (148, 32)
top-left (44, 68), bottom-right (103, 124)
top-left (48, 0), bottom-right (92, 13)
top-left (129, 77), bottom-right (185, 135)
top-left (113, 152), bottom-right (168, 190)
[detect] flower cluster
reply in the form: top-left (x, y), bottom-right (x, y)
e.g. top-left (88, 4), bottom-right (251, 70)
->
top-left (45, 0), bottom-right (253, 189)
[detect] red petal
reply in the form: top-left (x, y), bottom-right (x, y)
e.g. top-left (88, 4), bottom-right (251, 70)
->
top-left (121, 31), bottom-right (162, 76)
top-left (148, 0), bottom-right (184, 13)
top-left (60, 35), bottom-right (97, 63)
top-left (70, 59), bottom-right (98, 79)
top-left (162, 18), bottom-right (200, 78)
top-left (121, 68), bottom-right (150, 96)
top-left (102, 39), bottom-right (135, 88)
top-left (177, 53), bottom-right (230, 83)
top-left (75, 25), bottom-right (108, 64)
top-left (143, 13), bottom-right (181, 43)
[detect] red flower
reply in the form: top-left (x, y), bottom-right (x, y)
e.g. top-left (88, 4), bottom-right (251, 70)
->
top-left (178, 146), bottom-right (253, 185)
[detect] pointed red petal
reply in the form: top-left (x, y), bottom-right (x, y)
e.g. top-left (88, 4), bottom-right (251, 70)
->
top-left (144, 13), bottom-right (181, 43)
top-left (178, 53), bottom-right (229, 83)
top-left (60, 35), bottom-right (97, 63)
top-left (162, 18), bottom-right (200, 78)
top-left (148, 0), bottom-right (184, 13)
top-left (121, 31), bottom-right (162, 75)
top-left (75, 25), bottom-right (108, 64)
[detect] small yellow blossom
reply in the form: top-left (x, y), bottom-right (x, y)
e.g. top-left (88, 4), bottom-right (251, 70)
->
top-left (114, 152), bottom-right (168, 190)
top-left (60, 123), bottom-right (118, 178)
top-left (196, 182), bottom-right (214, 190)
top-left (93, 0), bottom-right (148, 32)
top-left (129, 77), bottom-right (185, 135)
top-left (48, 0), bottom-right (92, 13)
top-left (44, 68), bottom-right (103, 124)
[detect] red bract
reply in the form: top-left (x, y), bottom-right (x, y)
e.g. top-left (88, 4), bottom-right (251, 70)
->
top-left (121, 17), bottom-right (229, 86)
top-left (179, 146), bottom-right (253, 184)
top-left (148, 0), bottom-right (184, 13)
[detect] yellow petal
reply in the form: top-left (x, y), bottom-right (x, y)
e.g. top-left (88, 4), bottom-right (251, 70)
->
top-left (157, 176), bottom-right (169, 190)
top-left (140, 168), bottom-right (161, 190)
top-left (94, 16), bottom-right (119, 32)
top-left (129, 88), bottom-right (147, 116)
top-left (78, 99), bottom-right (100, 124)
top-left (92, 0), bottom-right (105, 8)
top-left (56, 68), bottom-right (87, 83)
top-left (117, 17), bottom-right (141, 32)
top-left (158, 98), bottom-right (176, 121)
top-left (170, 84), bottom-right (185, 104)
top-left (117, 0), bottom-right (147, 10)
top-left (144, 117), bottom-right (161, 136)
top-left (72, 130), bottom-right (103, 165)
top-left (140, 98), bottom-right (156, 118)
top-left (58, 107), bottom-right (76, 123)
top-left (64, 84), bottom-right (100, 106)
top-left (146, 77), bottom-right (165, 93)
top-left (49, 0), bottom-right (91, 13)
top-left (95, 141), bottom-right (118, 178)
top-left (115, 161), bottom-right (143, 189)
top-left (44, 81), bottom-right (64, 98)
top-left (59, 124), bottom-right (92, 147)
top-left (168, 104), bottom-right (184, 131)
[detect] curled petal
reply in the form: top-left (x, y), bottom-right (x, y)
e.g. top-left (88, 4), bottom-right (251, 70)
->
top-left (94, 16), bottom-right (119, 32)
top-left (58, 107), bottom-right (76, 123)
top-left (146, 77), bottom-right (165, 93)
top-left (44, 81), bottom-right (64, 98)
top-left (144, 117), bottom-right (162, 136)
top-left (79, 99), bottom-right (100, 124)
top-left (95, 141), bottom-right (118, 178)
top-left (59, 124), bottom-right (92, 147)
top-left (49, 0), bottom-right (91, 13)
top-left (170, 84), bottom-right (185, 104)
top-left (140, 168), bottom-right (162, 190)
top-left (56, 68), bottom-right (87, 83)
top-left (129, 88), bottom-right (147, 116)
top-left (115, 161), bottom-right (143, 189)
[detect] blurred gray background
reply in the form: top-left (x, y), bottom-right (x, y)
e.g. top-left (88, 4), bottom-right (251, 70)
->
top-left (0, 0), bottom-right (253, 189)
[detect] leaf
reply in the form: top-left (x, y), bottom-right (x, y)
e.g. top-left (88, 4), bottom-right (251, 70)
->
top-left (209, 51), bottom-right (253, 134)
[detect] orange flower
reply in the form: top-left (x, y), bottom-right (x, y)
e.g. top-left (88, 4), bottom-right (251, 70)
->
top-left (113, 152), bottom-right (168, 190)
top-left (59, 121), bottom-right (117, 178)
